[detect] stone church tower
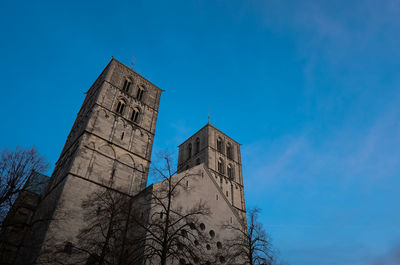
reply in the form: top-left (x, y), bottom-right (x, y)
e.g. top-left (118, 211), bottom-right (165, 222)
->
top-left (10, 58), bottom-right (248, 265)
top-left (177, 124), bottom-right (246, 219)
top-left (18, 58), bottom-right (162, 264)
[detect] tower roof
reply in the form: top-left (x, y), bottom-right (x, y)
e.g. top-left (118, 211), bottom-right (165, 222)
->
top-left (178, 123), bottom-right (241, 148)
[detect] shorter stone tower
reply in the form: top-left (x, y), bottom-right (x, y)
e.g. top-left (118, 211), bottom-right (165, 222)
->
top-left (177, 123), bottom-right (246, 217)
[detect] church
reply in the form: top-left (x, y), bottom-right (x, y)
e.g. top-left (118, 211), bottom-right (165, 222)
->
top-left (3, 59), bottom-right (248, 265)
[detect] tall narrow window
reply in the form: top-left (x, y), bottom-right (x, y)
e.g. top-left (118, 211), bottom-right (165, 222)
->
top-left (116, 100), bottom-right (126, 114)
top-left (137, 86), bottom-right (145, 101)
top-left (227, 164), bottom-right (234, 179)
top-left (187, 143), bottom-right (192, 159)
top-left (218, 158), bottom-right (224, 174)
top-left (122, 79), bottom-right (131, 92)
top-left (131, 108), bottom-right (140, 123)
top-left (195, 137), bottom-right (200, 153)
top-left (227, 143), bottom-right (233, 159)
top-left (217, 137), bottom-right (223, 153)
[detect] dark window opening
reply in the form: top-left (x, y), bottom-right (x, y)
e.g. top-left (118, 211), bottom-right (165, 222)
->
top-left (218, 159), bottom-right (224, 174)
top-left (209, 230), bottom-right (215, 238)
top-left (64, 242), bottom-right (73, 255)
top-left (217, 241), bottom-right (222, 249)
top-left (187, 143), bottom-right (192, 159)
top-left (195, 137), bottom-right (200, 153)
top-left (131, 108), bottom-right (140, 123)
top-left (227, 164), bottom-right (234, 179)
top-left (217, 137), bottom-right (223, 153)
top-left (116, 101), bottom-right (125, 114)
top-left (123, 80), bottom-right (131, 92)
top-left (227, 143), bottom-right (233, 159)
top-left (137, 86), bottom-right (145, 101)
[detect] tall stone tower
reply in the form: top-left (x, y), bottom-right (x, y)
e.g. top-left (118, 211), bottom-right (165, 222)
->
top-left (177, 123), bottom-right (246, 218)
top-left (20, 58), bottom-right (162, 263)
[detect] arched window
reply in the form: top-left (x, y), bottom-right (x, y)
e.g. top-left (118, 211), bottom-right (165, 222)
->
top-left (227, 164), bottom-right (234, 179)
top-left (226, 143), bottom-right (233, 159)
top-left (115, 100), bottom-right (126, 115)
top-left (187, 143), bottom-right (192, 159)
top-left (131, 108), bottom-right (140, 123)
top-left (217, 137), bottom-right (223, 153)
top-left (137, 85), bottom-right (145, 101)
top-left (195, 137), bottom-right (200, 153)
top-left (122, 79), bottom-right (131, 92)
top-left (218, 158), bottom-right (224, 174)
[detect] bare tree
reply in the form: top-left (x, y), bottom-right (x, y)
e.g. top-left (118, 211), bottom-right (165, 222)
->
top-left (36, 186), bottom-right (137, 265)
top-left (38, 151), bottom-right (212, 265)
top-left (0, 147), bottom-right (49, 225)
top-left (0, 147), bottom-right (49, 265)
top-left (224, 208), bottom-right (282, 265)
top-left (131, 151), bottom-right (212, 265)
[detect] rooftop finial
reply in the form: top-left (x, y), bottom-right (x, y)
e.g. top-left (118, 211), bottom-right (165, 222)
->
top-left (208, 109), bottom-right (210, 124)
top-left (130, 55), bottom-right (136, 69)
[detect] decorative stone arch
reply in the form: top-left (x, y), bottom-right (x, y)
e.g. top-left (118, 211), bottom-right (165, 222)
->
top-left (85, 141), bottom-right (95, 150)
top-left (114, 97), bottom-right (128, 115)
top-left (118, 153), bottom-right (135, 168)
top-left (130, 106), bottom-right (142, 124)
top-left (98, 144), bottom-right (116, 159)
top-left (122, 76), bottom-right (134, 93)
top-left (136, 83), bottom-right (146, 101)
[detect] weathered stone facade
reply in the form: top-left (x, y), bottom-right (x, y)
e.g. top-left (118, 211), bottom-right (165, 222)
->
top-left (7, 58), bottom-right (247, 265)
top-left (15, 59), bottom-right (162, 264)
top-left (177, 124), bottom-right (246, 220)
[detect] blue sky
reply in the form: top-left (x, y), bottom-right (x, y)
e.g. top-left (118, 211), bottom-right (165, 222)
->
top-left (1, 0), bottom-right (400, 264)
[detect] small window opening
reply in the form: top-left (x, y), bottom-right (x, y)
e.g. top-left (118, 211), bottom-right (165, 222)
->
top-left (217, 137), bottom-right (223, 153)
top-left (217, 241), bottom-right (222, 249)
top-left (123, 79), bottom-right (131, 92)
top-left (121, 132), bottom-right (124, 140)
top-left (64, 242), bottom-right (73, 255)
top-left (96, 206), bottom-right (101, 216)
top-left (216, 194), bottom-right (218, 200)
top-left (111, 167), bottom-right (116, 180)
top-left (206, 244), bottom-right (211, 250)
top-left (195, 137), bottom-right (200, 153)
top-left (116, 100), bottom-right (126, 114)
top-left (200, 223), bottom-right (206, 231)
top-left (218, 159), bottom-right (224, 174)
top-left (160, 212), bottom-right (163, 219)
top-left (227, 164), bottom-right (234, 179)
top-left (219, 256), bottom-right (226, 263)
top-left (227, 143), bottom-right (233, 159)
top-left (130, 108), bottom-right (140, 123)
top-left (187, 143), bottom-right (192, 159)
top-left (209, 230), bottom-right (215, 238)
top-left (137, 86), bottom-right (145, 101)
top-left (226, 191), bottom-right (229, 197)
